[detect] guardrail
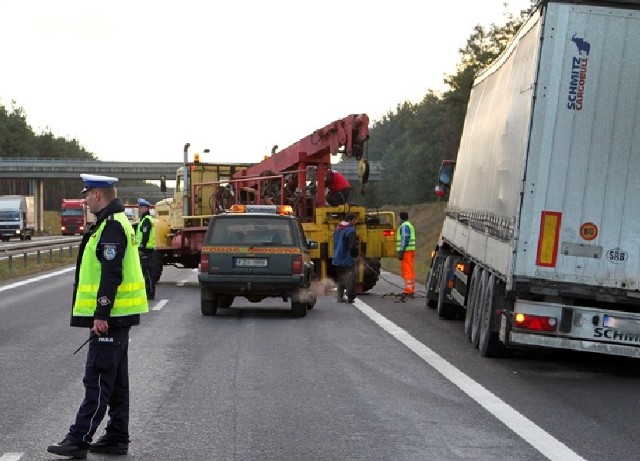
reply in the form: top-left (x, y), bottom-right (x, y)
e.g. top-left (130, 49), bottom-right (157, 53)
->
top-left (6, 237), bottom-right (81, 251)
top-left (0, 243), bottom-right (79, 274)
top-left (0, 157), bottom-right (98, 163)
top-left (0, 245), bottom-right (75, 271)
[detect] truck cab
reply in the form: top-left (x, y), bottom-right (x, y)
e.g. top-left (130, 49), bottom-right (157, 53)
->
top-left (0, 195), bottom-right (35, 241)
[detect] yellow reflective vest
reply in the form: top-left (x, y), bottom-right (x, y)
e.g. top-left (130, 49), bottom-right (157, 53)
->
top-left (73, 212), bottom-right (149, 317)
top-left (396, 221), bottom-right (416, 251)
top-left (136, 213), bottom-right (155, 250)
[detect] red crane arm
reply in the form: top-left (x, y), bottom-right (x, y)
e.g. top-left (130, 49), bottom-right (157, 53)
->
top-left (233, 113), bottom-right (369, 180)
top-left (227, 113), bottom-right (369, 211)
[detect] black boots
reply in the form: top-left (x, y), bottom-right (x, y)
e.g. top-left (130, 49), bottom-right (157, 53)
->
top-left (47, 439), bottom-right (88, 459)
top-left (89, 435), bottom-right (129, 455)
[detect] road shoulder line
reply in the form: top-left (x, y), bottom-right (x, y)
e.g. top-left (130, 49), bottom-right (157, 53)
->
top-left (353, 299), bottom-right (586, 461)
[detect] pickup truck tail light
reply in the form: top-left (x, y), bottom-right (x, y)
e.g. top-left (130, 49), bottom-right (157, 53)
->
top-left (200, 254), bottom-right (209, 272)
top-left (292, 255), bottom-right (303, 274)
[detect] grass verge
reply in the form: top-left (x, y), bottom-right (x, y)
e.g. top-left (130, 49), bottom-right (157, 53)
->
top-left (380, 201), bottom-right (447, 286)
top-left (0, 248), bottom-right (77, 280)
top-left (0, 210), bottom-right (75, 281)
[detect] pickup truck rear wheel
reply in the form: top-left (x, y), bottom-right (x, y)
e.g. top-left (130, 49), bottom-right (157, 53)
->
top-left (291, 299), bottom-right (307, 317)
top-left (220, 295), bottom-right (234, 308)
top-left (201, 298), bottom-right (217, 316)
top-left (306, 287), bottom-right (317, 310)
top-left (201, 287), bottom-right (218, 316)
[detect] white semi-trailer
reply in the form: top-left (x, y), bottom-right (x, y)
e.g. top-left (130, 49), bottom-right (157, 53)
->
top-left (425, 0), bottom-right (640, 358)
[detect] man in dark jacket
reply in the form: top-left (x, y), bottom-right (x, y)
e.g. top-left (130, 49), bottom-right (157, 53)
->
top-left (332, 212), bottom-right (359, 303)
top-left (47, 174), bottom-right (148, 459)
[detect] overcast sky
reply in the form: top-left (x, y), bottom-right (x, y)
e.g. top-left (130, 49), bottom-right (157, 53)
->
top-left (0, 0), bottom-right (532, 164)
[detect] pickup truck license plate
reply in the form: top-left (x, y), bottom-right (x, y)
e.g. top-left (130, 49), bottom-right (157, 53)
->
top-left (234, 258), bottom-right (268, 268)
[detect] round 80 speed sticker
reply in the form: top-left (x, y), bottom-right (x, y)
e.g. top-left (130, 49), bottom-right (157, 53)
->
top-left (580, 222), bottom-right (598, 241)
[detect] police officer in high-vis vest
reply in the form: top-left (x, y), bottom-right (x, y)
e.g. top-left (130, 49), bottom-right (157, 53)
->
top-left (48, 174), bottom-right (148, 459)
top-left (396, 211), bottom-right (416, 302)
top-left (136, 197), bottom-right (156, 300)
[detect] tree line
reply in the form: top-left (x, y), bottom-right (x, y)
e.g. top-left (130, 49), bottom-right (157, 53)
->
top-left (1, 4), bottom-right (532, 210)
top-left (0, 103), bottom-right (96, 209)
top-left (354, 6), bottom-right (531, 207)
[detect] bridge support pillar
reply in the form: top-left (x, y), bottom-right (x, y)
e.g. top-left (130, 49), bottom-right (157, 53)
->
top-left (28, 178), bottom-right (44, 233)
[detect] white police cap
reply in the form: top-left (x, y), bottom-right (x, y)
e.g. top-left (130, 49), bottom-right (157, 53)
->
top-left (138, 198), bottom-right (151, 207)
top-left (80, 173), bottom-right (119, 193)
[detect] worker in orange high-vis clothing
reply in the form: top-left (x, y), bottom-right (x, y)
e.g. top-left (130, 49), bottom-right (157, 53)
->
top-left (396, 211), bottom-right (415, 302)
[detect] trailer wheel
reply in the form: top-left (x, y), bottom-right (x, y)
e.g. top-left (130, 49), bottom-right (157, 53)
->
top-left (425, 268), bottom-right (438, 308)
top-left (464, 268), bottom-right (481, 340)
top-left (437, 257), bottom-right (457, 320)
top-left (478, 275), bottom-right (503, 357)
top-left (471, 270), bottom-right (488, 348)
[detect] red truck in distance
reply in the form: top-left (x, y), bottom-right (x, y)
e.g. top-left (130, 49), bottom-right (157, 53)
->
top-left (60, 199), bottom-right (95, 235)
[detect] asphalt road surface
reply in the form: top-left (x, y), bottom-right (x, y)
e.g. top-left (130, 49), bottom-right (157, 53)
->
top-left (1, 265), bottom-right (639, 460)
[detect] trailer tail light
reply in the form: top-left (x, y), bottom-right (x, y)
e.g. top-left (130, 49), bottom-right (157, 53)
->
top-left (292, 255), bottom-right (303, 274)
top-left (514, 313), bottom-right (557, 331)
top-left (200, 254), bottom-right (209, 272)
top-left (382, 230), bottom-right (395, 237)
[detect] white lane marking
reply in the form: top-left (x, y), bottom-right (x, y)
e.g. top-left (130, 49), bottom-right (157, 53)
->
top-left (0, 453), bottom-right (23, 461)
top-left (0, 267), bottom-right (74, 292)
top-left (176, 279), bottom-right (189, 287)
top-left (353, 300), bottom-right (586, 461)
top-left (152, 299), bottom-right (168, 311)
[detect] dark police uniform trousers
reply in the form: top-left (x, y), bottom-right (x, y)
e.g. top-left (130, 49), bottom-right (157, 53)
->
top-left (139, 249), bottom-right (156, 299)
top-left (67, 327), bottom-right (131, 447)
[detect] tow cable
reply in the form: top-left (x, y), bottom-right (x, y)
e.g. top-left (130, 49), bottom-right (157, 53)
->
top-left (360, 258), bottom-right (425, 303)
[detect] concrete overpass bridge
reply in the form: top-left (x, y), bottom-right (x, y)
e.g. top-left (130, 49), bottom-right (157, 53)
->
top-left (0, 158), bottom-right (383, 230)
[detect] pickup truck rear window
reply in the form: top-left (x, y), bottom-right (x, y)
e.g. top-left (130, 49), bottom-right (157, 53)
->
top-left (207, 216), bottom-right (295, 246)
